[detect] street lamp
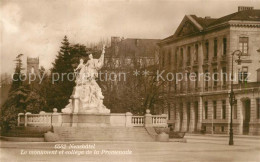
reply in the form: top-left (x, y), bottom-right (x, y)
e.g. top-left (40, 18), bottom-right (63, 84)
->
top-left (229, 49), bottom-right (242, 146)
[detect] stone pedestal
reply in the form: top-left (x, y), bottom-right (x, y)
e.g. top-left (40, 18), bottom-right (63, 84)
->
top-left (59, 112), bottom-right (132, 127)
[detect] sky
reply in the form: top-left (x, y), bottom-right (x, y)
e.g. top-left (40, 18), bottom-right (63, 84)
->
top-left (1, 0), bottom-right (260, 74)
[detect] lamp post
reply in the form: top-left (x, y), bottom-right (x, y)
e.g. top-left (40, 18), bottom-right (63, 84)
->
top-left (229, 50), bottom-right (242, 146)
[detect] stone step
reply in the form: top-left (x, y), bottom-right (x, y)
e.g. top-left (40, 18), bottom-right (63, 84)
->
top-left (2, 126), bottom-right (51, 137)
top-left (54, 127), bottom-right (154, 142)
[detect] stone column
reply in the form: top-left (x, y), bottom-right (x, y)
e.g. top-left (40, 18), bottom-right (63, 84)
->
top-left (189, 102), bottom-right (195, 132)
top-left (197, 97), bottom-right (203, 131)
top-left (125, 112), bottom-right (133, 127)
top-left (182, 104), bottom-right (187, 132)
top-left (198, 43), bottom-right (204, 91)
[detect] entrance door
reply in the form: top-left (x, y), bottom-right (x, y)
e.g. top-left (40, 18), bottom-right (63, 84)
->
top-left (243, 100), bottom-right (251, 135)
top-left (194, 102), bottom-right (198, 132)
top-left (187, 103), bottom-right (190, 132)
top-left (180, 104), bottom-right (183, 132)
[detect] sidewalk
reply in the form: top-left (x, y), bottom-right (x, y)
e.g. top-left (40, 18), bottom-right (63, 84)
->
top-left (185, 133), bottom-right (260, 139)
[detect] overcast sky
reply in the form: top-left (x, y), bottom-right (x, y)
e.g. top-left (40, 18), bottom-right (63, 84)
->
top-left (1, 0), bottom-right (259, 74)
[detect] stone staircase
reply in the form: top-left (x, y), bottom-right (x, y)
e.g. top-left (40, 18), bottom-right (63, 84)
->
top-left (53, 127), bottom-right (154, 142)
top-left (2, 126), bottom-right (51, 138)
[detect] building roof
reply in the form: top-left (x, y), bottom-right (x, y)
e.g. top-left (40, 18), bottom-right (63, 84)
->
top-left (208, 9), bottom-right (260, 27)
top-left (190, 15), bottom-right (217, 28)
top-left (159, 9), bottom-right (260, 45)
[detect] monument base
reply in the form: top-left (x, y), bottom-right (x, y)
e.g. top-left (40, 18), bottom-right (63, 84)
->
top-left (59, 113), bottom-right (130, 127)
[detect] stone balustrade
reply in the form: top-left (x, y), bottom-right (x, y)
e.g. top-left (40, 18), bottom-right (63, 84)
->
top-left (17, 109), bottom-right (168, 128)
top-left (152, 114), bottom-right (168, 127)
top-left (131, 116), bottom-right (144, 126)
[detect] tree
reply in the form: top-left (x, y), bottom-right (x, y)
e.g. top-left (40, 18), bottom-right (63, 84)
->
top-left (49, 36), bottom-right (75, 111)
top-left (101, 54), bottom-right (166, 115)
top-left (11, 54), bottom-right (24, 91)
top-left (1, 54), bottom-right (46, 131)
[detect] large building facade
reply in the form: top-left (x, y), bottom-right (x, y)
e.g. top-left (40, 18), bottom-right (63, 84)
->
top-left (158, 7), bottom-right (260, 135)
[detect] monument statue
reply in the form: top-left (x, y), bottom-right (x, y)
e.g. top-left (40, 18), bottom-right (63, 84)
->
top-left (62, 45), bottom-right (110, 114)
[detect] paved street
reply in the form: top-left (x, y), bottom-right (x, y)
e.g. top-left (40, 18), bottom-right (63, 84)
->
top-left (1, 135), bottom-right (260, 162)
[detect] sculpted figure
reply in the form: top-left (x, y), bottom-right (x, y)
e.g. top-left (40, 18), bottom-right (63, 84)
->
top-left (62, 45), bottom-right (110, 114)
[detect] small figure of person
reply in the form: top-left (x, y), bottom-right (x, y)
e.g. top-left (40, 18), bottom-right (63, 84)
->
top-left (75, 58), bottom-right (85, 85)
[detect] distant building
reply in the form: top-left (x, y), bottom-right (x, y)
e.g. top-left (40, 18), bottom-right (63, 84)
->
top-left (27, 57), bottom-right (39, 74)
top-left (104, 37), bottom-right (160, 69)
top-left (158, 7), bottom-right (260, 135)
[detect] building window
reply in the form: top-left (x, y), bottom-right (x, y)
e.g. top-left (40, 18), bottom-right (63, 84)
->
top-left (187, 73), bottom-right (190, 89)
top-left (213, 101), bottom-right (217, 119)
top-left (175, 48), bottom-right (178, 67)
top-left (187, 46), bottom-right (191, 64)
top-left (222, 67), bottom-right (227, 86)
top-left (221, 126), bottom-right (225, 132)
top-left (195, 44), bottom-right (199, 62)
top-left (213, 69), bottom-right (218, 88)
top-left (168, 106), bottom-right (171, 120)
top-left (162, 51), bottom-right (165, 67)
top-left (214, 38), bottom-right (218, 57)
top-left (222, 100), bottom-right (226, 119)
top-left (195, 71), bottom-right (198, 89)
top-left (168, 51), bottom-right (171, 66)
top-left (234, 100), bottom-right (237, 119)
top-left (204, 70), bottom-right (209, 91)
top-left (223, 37), bottom-right (227, 55)
top-left (239, 37), bottom-right (248, 55)
top-left (174, 79), bottom-right (177, 91)
top-left (239, 67), bottom-right (248, 83)
top-left (257, 99), bottom-right (260, 119)
top-left (204, 101), bottom-right (208, 119)
top-left (205, 41), bottom-right (209, 60)
top-left (180, 48), bottom-right (184, 65)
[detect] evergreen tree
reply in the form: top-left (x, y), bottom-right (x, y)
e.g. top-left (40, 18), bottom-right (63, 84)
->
top-left (49, 36), bottom-right (75, 111)
top-left (11, 54), bottom-right (24, 91)
top-left (1, 54), bottom-right (46, 131)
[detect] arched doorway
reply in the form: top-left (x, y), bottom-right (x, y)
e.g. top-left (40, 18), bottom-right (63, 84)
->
top-left (242, 98), bottom-right (251, 135)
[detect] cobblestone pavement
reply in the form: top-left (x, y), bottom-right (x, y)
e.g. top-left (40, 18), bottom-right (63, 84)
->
top-left (1, 135), bottom-right (260, 162)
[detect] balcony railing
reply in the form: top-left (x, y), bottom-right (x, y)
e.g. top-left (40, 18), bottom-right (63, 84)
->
top-left (233, 82), bottom-right (260, 89)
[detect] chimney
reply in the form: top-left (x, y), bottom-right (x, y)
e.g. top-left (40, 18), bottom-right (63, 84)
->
top-left (238, 6), bottom-right (254, 12)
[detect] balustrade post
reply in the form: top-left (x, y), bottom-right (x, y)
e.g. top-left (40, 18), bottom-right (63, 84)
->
top-left (52, 108), bottom-right (62, 126)
top-left (24, 112), bottom-right (31, 127)
top-left (17, 113), bottom-right (24, 126)
top-left (161, 114), bottom-right (168, 127)
top-left (125, 112), bottom-right (133, 127)
top-left (145, 109), bottom-right (152, 127)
